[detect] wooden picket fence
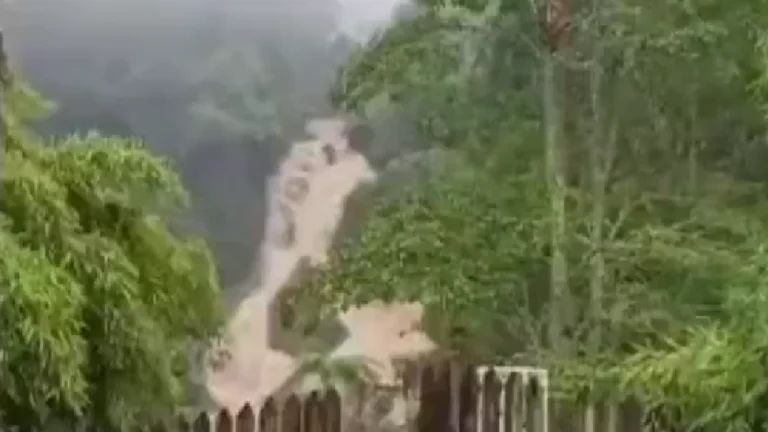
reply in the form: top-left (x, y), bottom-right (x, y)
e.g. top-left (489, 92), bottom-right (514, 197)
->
top-left (176, 361), bottom-right (550, 432)
top-left (89, 360), bottom-right (667, 432)
top-left (175, 390), bottom-right (341, 432)
top-left (407, 362), bottom-right (549, 432)
top-left (129, 360), bottom-right (667, 432)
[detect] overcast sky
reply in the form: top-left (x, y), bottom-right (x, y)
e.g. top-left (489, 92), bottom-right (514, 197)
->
top-left (337, 0), bottom-right (403, 39)
top-left (0, 0), bottom-right (405, 44)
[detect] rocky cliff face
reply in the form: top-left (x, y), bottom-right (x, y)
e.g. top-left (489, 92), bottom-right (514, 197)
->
top-left (205, 117), bottom-right (436, 414)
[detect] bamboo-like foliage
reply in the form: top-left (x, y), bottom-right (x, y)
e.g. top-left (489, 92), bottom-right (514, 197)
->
top-left (0, 56), bottom-right (224, 429)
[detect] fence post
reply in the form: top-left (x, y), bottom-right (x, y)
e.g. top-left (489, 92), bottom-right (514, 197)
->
top-left (497, 368), bottom-right (512, 432)
top-left (483, 368), bottom-right (502, 432)
top-left (458, 365), bottom-right (478, 432)
top-left (505, 372), bottom-right (523, 432)
top-left (281, 395), bottom-right (301, 432)
top-left (236, 403), bottom-right (256, 432)
top-left (400, 360), bottom-right (420, 432)
top-left (474, 367), bottom-right (484, 432)
top-left (323, 388), bottom-right (341, 432)
top-left (526, 374), bottom-right (548, 432)
top-left (216, 409), bottom-right (233, 432)
top-left (192, 412), bottom-right (212, 432)
top-left (259, 398), bottom-right (278, 432)
top-left (303, 391), bottom-right (321, 432)
top-left (417, 363), bottom-right (435, 432)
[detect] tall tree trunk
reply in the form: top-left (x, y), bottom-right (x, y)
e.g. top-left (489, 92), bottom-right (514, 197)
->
top-left (544, 0), bottom-right (571, 356)
top-left (587, 27), bottom-right (607, 359)
top-left (584, 44), bottom-right (606, 432)
top-left (543, 52), bottom-right (569, 354)
top-left (0, 28), bottom-right (7, 176)
top-left (585, 20), bottom-right (618, 432)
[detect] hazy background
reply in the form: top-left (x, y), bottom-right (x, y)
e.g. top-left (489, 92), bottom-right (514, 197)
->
top-left (0, 0), bottom-right (413, 295)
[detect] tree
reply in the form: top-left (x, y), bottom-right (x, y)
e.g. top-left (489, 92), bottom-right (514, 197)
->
top-left (297, 0), bottom-right (768, 429)
top-left (0, 57), bottom-right (223, 430)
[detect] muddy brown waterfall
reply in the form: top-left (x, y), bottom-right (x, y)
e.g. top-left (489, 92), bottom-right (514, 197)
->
top-left (205, 118), bottom-right (436, 429)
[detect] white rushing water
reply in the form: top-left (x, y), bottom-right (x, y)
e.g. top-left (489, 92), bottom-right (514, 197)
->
top-left (205, 117), bottom-right (436, 413)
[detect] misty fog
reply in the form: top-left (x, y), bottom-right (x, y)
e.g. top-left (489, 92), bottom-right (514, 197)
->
top-left (1, 0), bottom-right (407, 292)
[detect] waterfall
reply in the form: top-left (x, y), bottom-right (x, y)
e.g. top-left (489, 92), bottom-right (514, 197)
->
top-left (205, 117), bottom-right (435, 412)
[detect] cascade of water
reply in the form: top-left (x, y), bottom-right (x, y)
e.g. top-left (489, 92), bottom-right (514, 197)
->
top-left (205, 117), bottom-right (435, 413)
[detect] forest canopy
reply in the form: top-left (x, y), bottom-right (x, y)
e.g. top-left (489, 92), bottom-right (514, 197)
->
top-left (291, 0), bottom-right (768, 430)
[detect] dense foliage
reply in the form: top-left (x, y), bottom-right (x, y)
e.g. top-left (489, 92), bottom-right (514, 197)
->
top-left (9, 0), bottom-right (768, 429)
top-left (295, 0), bottom-right (768, 430)
top-left (0, 71), bottom-right (223, 430)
